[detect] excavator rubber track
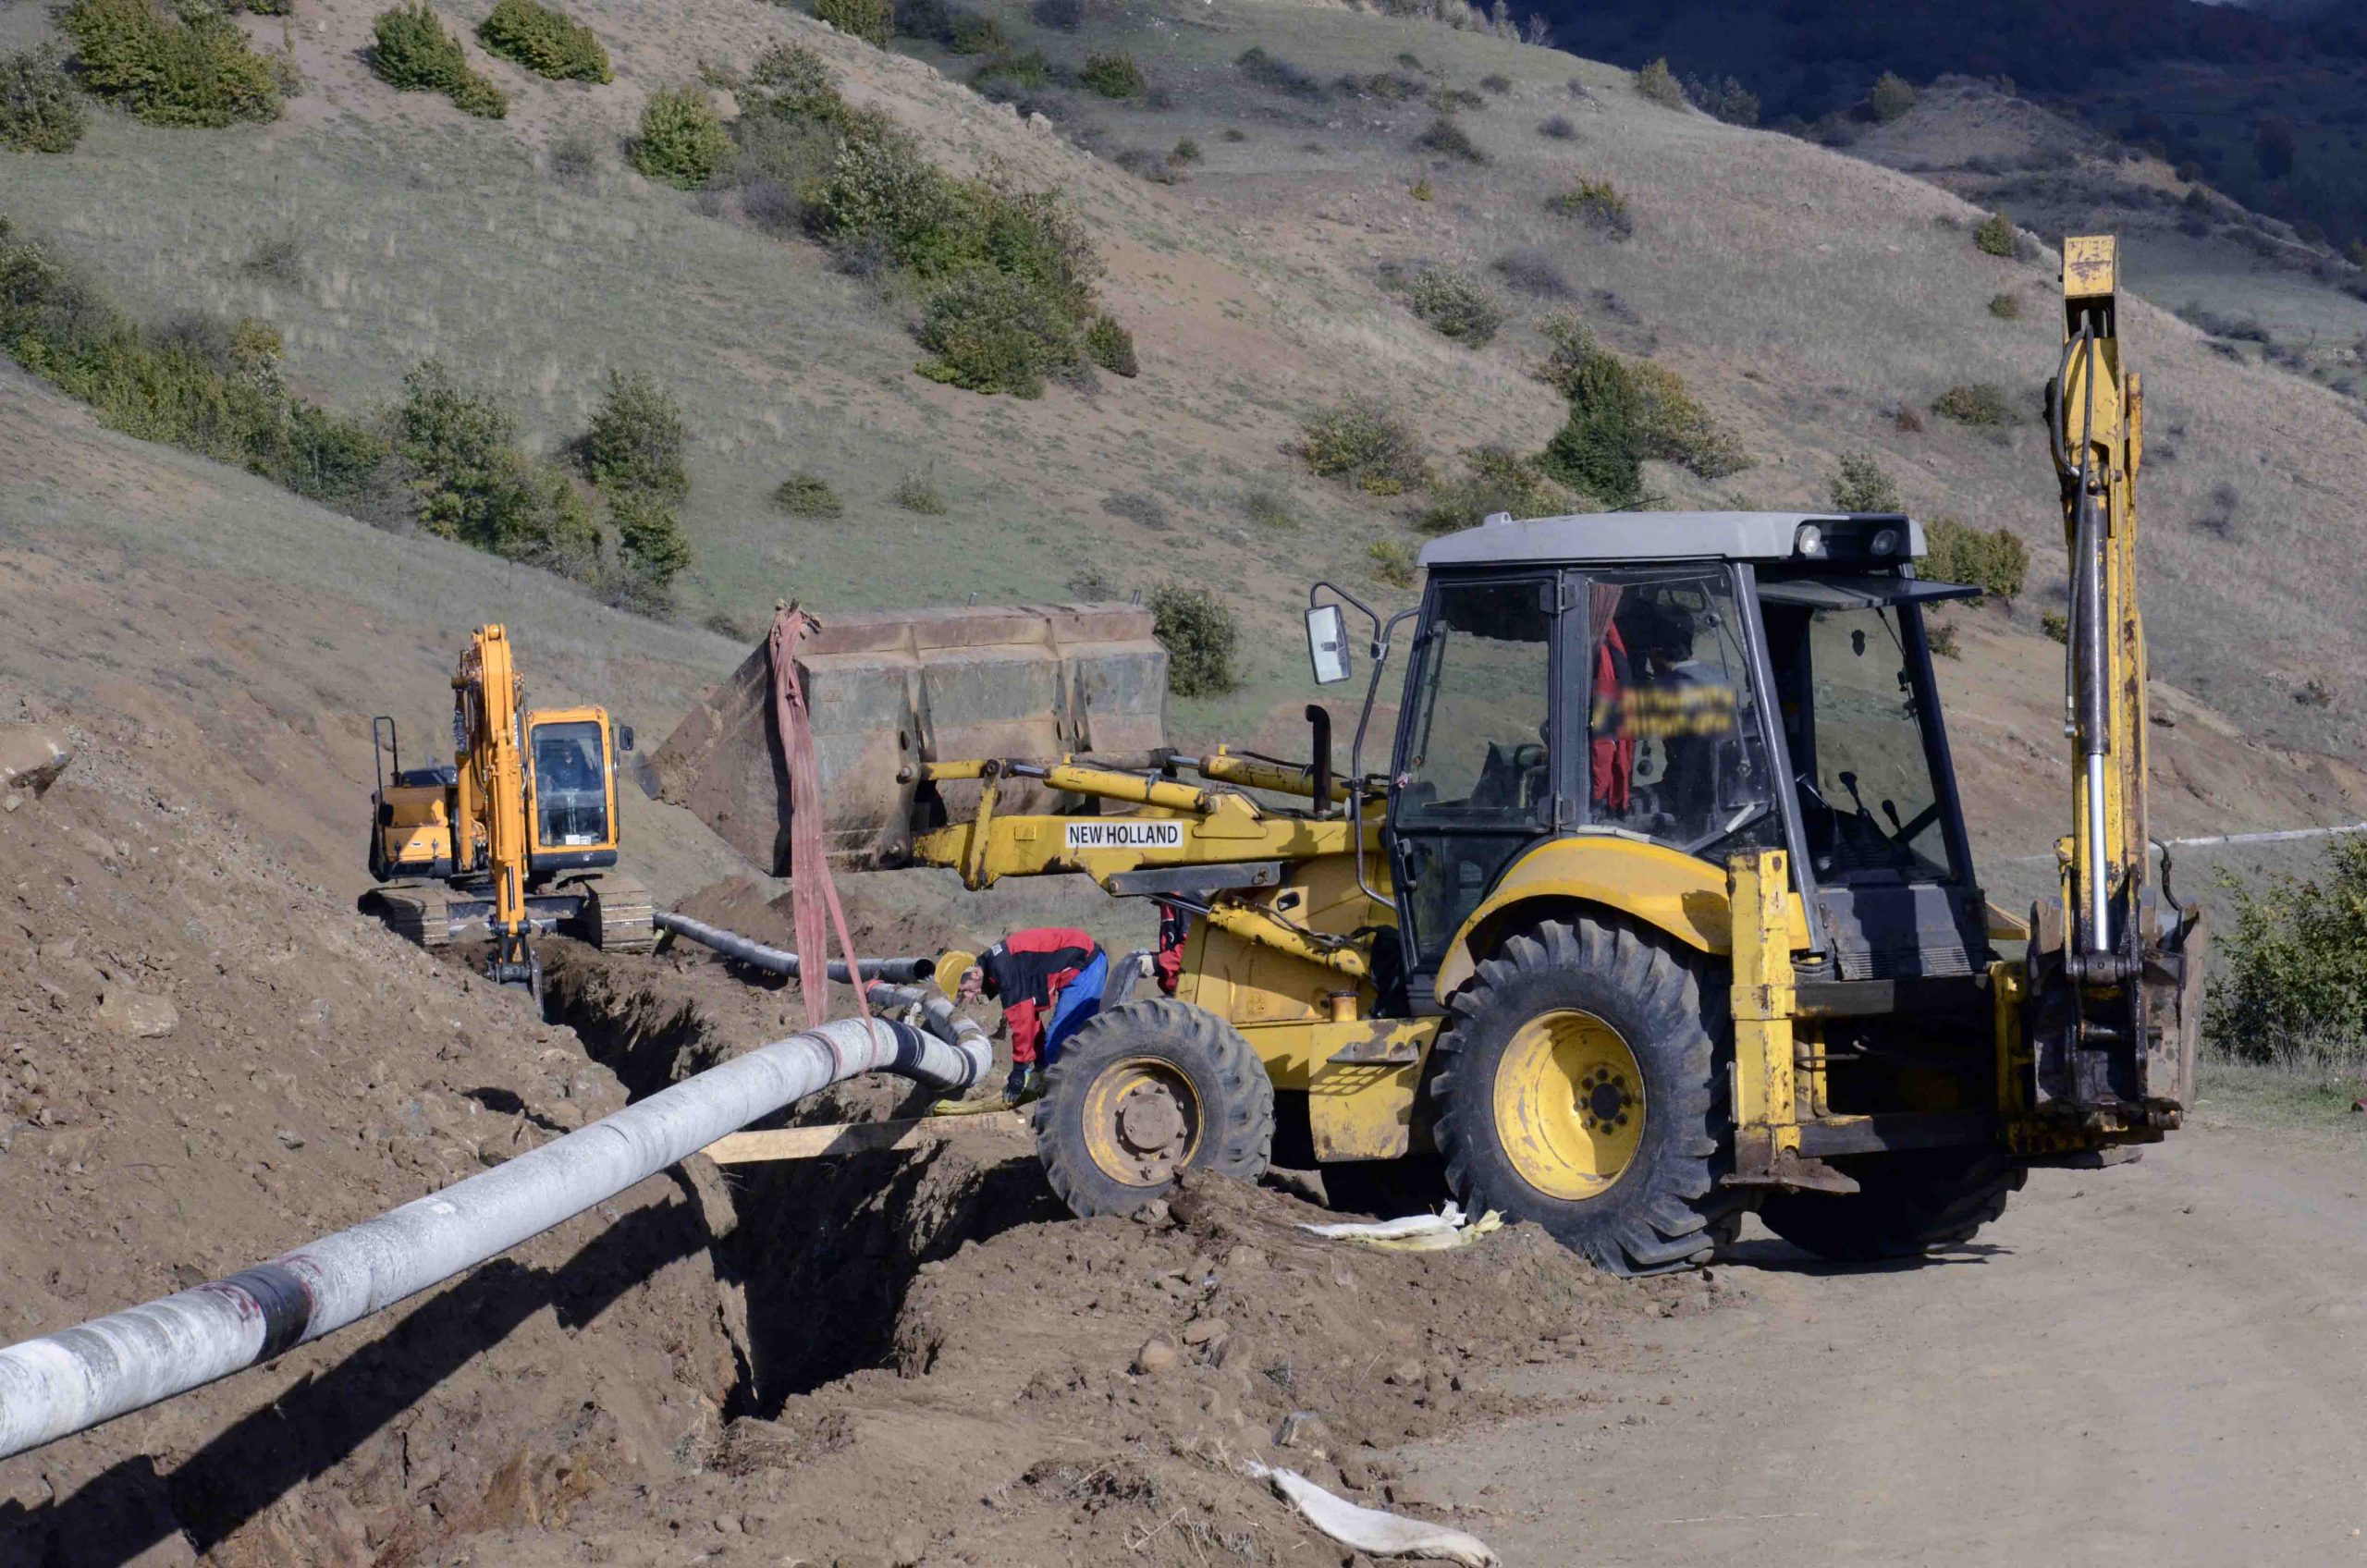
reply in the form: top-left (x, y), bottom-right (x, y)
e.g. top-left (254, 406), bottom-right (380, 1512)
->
top-left (569, 871), bottom-right (656, 954)
top-left (362, 884), bottom-right (454, 949)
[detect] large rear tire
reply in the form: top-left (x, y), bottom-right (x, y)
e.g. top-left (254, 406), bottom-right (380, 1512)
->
top-left (1757, 1151), bottom-right (2024, 1262)
top-left (1431, 917), bottom-right (1742, 1276)
top-left (1033, 999), bottom-right (1275, 1219)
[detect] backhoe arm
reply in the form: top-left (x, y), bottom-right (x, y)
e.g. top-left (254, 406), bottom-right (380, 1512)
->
top-left (453, 625), bottom-right (538, 991)
top-left (2022, 236), bottom-right (2204, 1128)
top-left (2054, 236), bottom-right (2148, 967)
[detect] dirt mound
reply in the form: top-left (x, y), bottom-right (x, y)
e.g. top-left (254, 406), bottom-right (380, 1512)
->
top-left (0, 699), bottom-right (745, 1566)
top-left (514, 940), bottom-right (1715, 1567)
top-left (447, 1160), bottom-right (1709, 1567)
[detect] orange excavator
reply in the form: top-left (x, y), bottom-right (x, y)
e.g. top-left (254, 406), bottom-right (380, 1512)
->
top-left (364, 625), bottom-right (654, 998)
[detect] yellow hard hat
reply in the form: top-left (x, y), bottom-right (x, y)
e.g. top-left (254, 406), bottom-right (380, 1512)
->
top-left (937, 949), bottom-right (978, 993)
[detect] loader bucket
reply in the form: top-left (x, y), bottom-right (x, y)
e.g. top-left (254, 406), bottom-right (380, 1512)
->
top-left (650, 604), bottom-right (1168, 873)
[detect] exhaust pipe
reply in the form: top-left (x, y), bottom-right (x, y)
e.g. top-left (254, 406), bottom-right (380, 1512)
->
top-left (655, 910), bottom-right (935, 986)
top-left (0, 1012), bottom-right (986, 1462)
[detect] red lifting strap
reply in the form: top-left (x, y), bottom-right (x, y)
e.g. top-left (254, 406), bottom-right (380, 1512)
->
top-left (768, 604), bottom-right (871, 1030)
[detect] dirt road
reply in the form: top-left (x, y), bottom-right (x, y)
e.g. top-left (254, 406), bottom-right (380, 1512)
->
top-left (1404, 1121), bottom-right (2367, 1566)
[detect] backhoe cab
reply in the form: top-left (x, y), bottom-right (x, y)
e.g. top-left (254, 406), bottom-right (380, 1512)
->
top-left (365, 625), bottom-right (655, 997)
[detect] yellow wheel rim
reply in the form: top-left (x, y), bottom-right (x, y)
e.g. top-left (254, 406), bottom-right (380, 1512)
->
top-left (1080, 1057), bottom-right (1203, 1187)
top-left (1492, 1009), bottom-right (1646, 1201)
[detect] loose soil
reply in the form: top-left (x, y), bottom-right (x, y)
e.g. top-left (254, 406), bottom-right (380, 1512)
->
top-left (0, 731), bottom-right (1693, 1566)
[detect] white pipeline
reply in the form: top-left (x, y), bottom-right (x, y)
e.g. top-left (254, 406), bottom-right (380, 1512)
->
top-left (0, 1011), bottom-right (987, 1462)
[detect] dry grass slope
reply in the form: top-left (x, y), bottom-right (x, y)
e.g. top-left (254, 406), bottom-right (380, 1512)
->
top-left (1, 0), bottom-right (2363, 821)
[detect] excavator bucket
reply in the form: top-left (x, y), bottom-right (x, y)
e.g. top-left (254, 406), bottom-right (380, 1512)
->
top-left (648, 604), bottom-right (1167, 873)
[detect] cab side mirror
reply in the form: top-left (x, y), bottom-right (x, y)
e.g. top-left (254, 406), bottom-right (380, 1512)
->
top-left (618, 725), bottom-right (636, 753)
top-left (1306, 605), bottom-right (1352, 686)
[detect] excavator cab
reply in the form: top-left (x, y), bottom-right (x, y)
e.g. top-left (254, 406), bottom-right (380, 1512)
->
top-left (523, 709), bottom-right (630, 870)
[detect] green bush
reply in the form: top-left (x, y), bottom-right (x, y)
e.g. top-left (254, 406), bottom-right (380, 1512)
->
top-left (1244, 487), bottom-right (1295, 529)
top-left (371, 4), bottom-right (506, 117)
top-left (1148, 583), bottom-right (1240, 696)
top-left (1077, 50), bottom-right (1145, 99)
top-left (1867, 70), bottom-right (1915, 124)
top-left (1536, 316), bottom-right (1747, 503)
top-left (633, 87), bottom-right (730, 188)
top-left (477, 0), bottom-right (611, 82)
top-left (747, 41), bottom-right (840, 111)
top-left (1988, 291), bottom-right (2022, 320)
top-left (816, 0), bottom-right (891, 47)
top-left (810, 120), bottom-right (1103, 396)
top-left (612, 489), bottom-right (691, 594)
top-left (1, 47), bottom-right (85, 153)
top-left (579, 369), bottom-right (688, 500)
top-left (1300, 396), bottom-right (1426, 496)
top-left (916, 269), bottom-right (1085, 397)
top-left (1634, 57), bottom-right (1681, 109)
top-left (1418, 115), bottom-right (1485, 164)
top-left (1236, 46), bottom-right (1325, 102)
top-left (1829, 451), bottom-right (1901, 511)
top-left (1085, 313), bottom-right (1138, 377)
top-left (2041, 608), bottom-right (2068, 643)
top-left (1927, 619), bottom-right (1960, 659)
top-left (1932, 382), bottom-right (2012, 426)
top-left (892, 472), bottom-right (946, 513)
top-left (971, 49), bottom-right (1059, 92)
top-left (1368, 539), bottom-right (1417, 588)
top-left (772, 471), bottom-right (842, 518)
top-left (1415, 445), bottom-right (1568, 534)
top-left (1974, 210), bottom-right (2017, 257)
top-left (1403, 265), bottom-right (1505, 347)
top-left (2206, 839), bottom-right (2367, 1065)
top-left (64, 0), bottom-right (282, 128)
top-left (743, 55), bottom-right (1107, 401)
top-left (947, 10), bottom-right (1005, 54)
top-left (394, 359), bottom-right (595, 565)
top-left (1170, 136), bottom-right (1201, 165)
top-left (1681, 72), bottom-right (1758, 126)
top-left (1545, 178), bottom-right (1632, 239)
top-left (1921, 516), bottom-right (2027, 598)
top-left (0, 224), bottom-right (391, 506)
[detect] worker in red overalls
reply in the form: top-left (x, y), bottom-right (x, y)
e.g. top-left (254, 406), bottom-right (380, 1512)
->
top-left (938, 928), bottom-right (1107, 1107)
top-left (1153, 901), bottom-right (1192, 997)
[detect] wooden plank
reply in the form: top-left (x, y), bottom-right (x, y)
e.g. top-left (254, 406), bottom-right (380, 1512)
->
top-left (699, 1109), bottom-right (1029, 1165)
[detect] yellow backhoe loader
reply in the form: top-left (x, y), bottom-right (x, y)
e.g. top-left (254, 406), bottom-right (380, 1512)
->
top-left (366, 624), bottom-right (654, 998)
top-left (651, 236), bottom-right (2201, 1273)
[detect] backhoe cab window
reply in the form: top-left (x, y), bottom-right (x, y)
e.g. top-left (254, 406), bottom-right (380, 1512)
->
top-left (1398, 582), bottom-right (1553, 823)
top-left (532, 721), bottom-right (610, 848)
top-left (1588, 573), bottom-right (1773, 856)
top-left (1393, 578), bottom-right (1555, 964)
top-left (1778, 606), bottom-right (1953, 882)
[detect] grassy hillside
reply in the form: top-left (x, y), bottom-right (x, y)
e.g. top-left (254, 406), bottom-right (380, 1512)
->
top-left (5, 0), bottom-right (2365, 888)
top-left (1844, 75), bottom-right (2367, 394)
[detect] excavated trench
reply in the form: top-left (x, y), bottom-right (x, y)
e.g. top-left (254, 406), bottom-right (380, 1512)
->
top-left (541, 950), bottom-right (1066, 1416)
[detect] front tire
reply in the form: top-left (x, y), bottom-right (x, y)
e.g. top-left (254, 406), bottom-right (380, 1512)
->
top-left (1033, 999), bottom-right (1275, 1218)
top-left (1432, 917), bottom-right (1741, 1276)
top-left (1757, 1151), bottom-right (2023, 1261)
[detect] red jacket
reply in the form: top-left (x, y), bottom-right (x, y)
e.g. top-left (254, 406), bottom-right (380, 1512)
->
top-left (978, 927), bottom-right (1100, 1065)
top-left (1590, 624), bottom-right (1635, 812)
